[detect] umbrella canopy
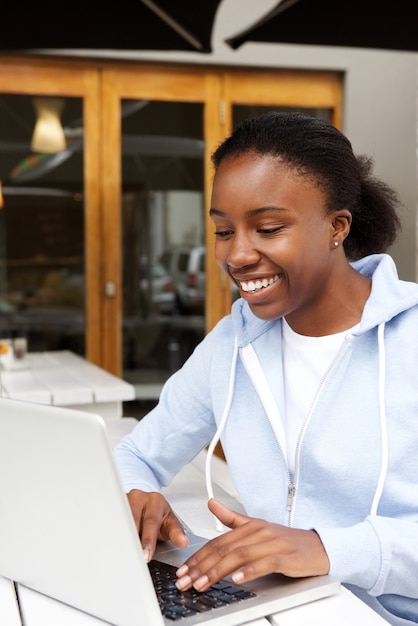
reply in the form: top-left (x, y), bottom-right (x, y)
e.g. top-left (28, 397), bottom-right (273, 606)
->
top-left (0, 0), bottom-right (222, 53)
top-left (226, 0), bottom-right (418, 53)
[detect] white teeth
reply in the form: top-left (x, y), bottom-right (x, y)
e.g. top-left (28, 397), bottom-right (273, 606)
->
top-left (240, 274), bottom-right (280, 293)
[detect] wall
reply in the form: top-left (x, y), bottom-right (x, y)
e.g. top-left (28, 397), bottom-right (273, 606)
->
top-left (42, 0), bottom-right (418, 280)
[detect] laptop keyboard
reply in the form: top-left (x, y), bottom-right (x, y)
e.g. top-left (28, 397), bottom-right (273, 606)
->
top-left (149, 559), bottom-right (257, 621)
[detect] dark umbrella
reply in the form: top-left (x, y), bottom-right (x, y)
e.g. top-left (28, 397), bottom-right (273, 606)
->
top-left (226, 0), bottom-right (418, 53)
top-left (0, 0), bottom-right (222, 53)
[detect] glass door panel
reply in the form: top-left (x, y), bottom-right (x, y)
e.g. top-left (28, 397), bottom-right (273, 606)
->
top-left (0, 93), bottom-right (85, 355)
top-left (121, 100), bottom-right (205, 398)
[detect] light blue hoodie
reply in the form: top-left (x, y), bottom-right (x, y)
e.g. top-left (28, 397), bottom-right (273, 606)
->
top-left (114, 254), bottom-right (418, 626)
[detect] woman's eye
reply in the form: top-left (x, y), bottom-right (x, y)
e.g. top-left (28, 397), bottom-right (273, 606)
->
top-left (257, 226), bottom-right (283, 235)
top-left (214, 229), bottom-right (233, 238)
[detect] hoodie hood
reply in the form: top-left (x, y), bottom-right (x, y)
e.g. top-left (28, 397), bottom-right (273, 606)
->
top-left (352, 254), bottom-right (418, 331)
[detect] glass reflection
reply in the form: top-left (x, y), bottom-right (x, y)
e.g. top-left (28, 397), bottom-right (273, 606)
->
top-left (121, 100), bottom-right (205, 397)
top-left (0, 94), bottom-right (85, 354)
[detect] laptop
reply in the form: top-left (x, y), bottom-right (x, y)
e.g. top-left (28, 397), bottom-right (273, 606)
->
top-left (0, 397), bottom-right (340, 626)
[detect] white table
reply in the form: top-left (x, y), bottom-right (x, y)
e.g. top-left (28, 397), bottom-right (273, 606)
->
top-left (0, 350), bottom-right (136, 420)
top-left (0, 577), bottom-right (21, 626)
top-left (0, 447), bottom-right (391, 626)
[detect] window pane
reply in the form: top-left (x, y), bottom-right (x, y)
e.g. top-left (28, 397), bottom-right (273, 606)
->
top-left (0, 94), bottom-right (85, 355)
top-left (121, 100), bottom-right (205, 401)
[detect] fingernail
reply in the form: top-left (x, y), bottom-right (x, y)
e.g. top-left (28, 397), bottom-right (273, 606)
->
top-left (194, 575), bottom-right (209, 591)
top-left (232, 571), bottom-right (244, 583)
top-left (143, 548), bottom-right (151, 563)
top-left (176, 575), bottom-right (192, 590)
top-left (176, 564), bottom-right (189, 577)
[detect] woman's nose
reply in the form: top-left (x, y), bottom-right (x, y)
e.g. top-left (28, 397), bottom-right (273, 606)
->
top-left (226, 234), bottom-right (259, 269)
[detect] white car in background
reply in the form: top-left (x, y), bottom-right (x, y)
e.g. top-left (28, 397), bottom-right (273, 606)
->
top-left (159, 245), bottom-right (239, 315)
top-left (139, 259), bottom-right (176, 315)
top-left (159, 246), bottom-right (205, 314)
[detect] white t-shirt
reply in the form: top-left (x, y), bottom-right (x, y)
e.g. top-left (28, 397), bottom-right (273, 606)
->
top-left (282, 318), bottom-right (359, 477)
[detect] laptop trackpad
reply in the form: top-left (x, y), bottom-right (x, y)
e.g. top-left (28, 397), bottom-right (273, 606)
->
top-left (154, 532), bottom-right (210, 567)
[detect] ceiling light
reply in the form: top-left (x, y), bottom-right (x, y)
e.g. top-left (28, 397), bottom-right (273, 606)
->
top-left (31, 97), bottom-right (66, 154)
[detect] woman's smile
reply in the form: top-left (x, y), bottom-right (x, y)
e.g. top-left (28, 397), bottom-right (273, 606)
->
top-left (238, 274), bottom-right (280, 294)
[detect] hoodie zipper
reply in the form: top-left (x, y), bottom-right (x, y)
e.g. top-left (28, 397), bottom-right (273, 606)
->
top-left (285, 336), bottom-right (350, 527)
top-left (240, 337), bottom-right (349, 527)
top-left (286, 483), bottom-right (296, 523)
top-left (239, 344), bottom-right (294, 524)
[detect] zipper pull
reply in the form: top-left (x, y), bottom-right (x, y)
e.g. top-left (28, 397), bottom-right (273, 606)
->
top-left (287, 483), bottom-right (296, 513)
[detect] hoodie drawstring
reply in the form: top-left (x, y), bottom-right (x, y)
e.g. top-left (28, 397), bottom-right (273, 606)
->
top-left (370, 321), bottom-right (389, 516)
top-left (205, 337), bottom-right (239, 532)
top-left (204, 322), bottom-right (388, 528)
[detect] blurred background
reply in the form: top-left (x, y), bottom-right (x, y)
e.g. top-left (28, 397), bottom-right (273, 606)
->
top-left (0, 0), bottom-right (416, 412)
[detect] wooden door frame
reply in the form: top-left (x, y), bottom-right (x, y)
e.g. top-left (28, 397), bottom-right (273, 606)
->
top-left (100, 63), bottom-right (225, 375)
top-left (222, 69), bottom-right (342, 128)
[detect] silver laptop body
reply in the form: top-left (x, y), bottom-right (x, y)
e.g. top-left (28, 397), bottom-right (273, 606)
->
top-left (0, 398), bottom-right (339, 626)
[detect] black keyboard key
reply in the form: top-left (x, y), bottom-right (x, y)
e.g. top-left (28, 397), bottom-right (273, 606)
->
top-left (163, 605), bottom-right (197, 620)
top-left (149, 558), bottom-right (257, 620)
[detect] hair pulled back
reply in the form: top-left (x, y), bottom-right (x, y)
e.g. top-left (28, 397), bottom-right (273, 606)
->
top-left (212, 112), bottom-right (401, 260)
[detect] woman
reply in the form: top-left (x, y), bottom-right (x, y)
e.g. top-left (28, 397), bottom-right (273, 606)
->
top-left (114, 112), bottom-right (418, 625)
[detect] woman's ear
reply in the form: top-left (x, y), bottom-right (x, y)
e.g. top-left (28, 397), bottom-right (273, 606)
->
top-left (330, 209), bottom-right (352, 247)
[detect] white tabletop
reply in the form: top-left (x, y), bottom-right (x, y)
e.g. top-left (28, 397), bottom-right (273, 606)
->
top-left (2, 580), bottom-right (389, 626)
top-left (0, 350), bottom-right (135, 417)
top-left (0, 577), bottom-right (22, 626)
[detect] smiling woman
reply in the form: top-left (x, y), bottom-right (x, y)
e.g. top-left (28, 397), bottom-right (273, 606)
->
top-left (113, 111), bottom-right (418, 626)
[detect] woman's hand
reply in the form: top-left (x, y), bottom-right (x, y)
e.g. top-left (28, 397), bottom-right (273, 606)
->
top-left (176, 498), bottom-right (329, 592)
top-left (127, 489), bottom-right (189, 563)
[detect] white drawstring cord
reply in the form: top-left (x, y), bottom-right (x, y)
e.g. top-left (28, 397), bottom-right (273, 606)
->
top-left (205, 322), bottom-right (388, 525)
top-left (370, 322), bottom-right (388, 516)
top-left (205, 337), bottom-right (239, 532)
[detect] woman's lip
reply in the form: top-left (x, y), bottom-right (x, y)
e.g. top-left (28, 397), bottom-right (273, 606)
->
top-left (237, 274), bottom-right (280, 294)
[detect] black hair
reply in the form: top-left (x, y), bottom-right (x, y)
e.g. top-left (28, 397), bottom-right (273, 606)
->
top-left (212, 112), bottom-right (401, 260)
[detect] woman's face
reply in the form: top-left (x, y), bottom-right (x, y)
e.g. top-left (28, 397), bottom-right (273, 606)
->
top-left (210, 153), bottom-right (344, 325)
